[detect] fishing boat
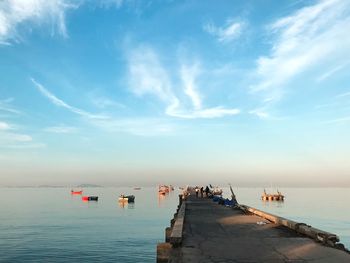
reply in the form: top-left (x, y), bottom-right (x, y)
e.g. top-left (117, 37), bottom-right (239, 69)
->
top-left (118, 195), bottom-right (135, 203)
top-left (133, 187), bottom-right (141, 190)
top-left (158, 185), bottom-right (170, 194)
top-left (71, 190), bottom-right (83, 195)
top-left (82, 196), bottom-right (98, 201)
top-left (261, 189), bottom-right (284, 201)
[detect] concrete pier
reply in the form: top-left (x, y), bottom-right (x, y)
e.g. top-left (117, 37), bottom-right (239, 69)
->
top-left (159, 194), bottom-right (350, 263)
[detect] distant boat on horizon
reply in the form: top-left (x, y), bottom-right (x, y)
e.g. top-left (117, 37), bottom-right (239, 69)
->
top-left (133, 187), bottom-right (141, 190)
top-left (71, 190), bottom-right (83, 195)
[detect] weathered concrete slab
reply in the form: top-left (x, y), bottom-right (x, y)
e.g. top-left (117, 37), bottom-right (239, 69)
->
top-left (170, 202), bottom-right (186, 246)
top-left (169, 196), bottom-right (350, 263)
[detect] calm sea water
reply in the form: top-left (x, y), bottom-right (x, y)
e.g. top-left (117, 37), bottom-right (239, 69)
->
top-left (0, 187), bottom-right (179, 262)
top-left (0, 187), bottom-right (349, 262)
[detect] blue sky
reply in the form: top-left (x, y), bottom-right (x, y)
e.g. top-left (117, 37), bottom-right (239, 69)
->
top-left (0, 0), bottom-right (349, 186)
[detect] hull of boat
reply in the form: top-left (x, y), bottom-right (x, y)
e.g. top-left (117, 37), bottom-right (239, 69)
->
top-left (118, 195), bottom-right (135, 203)
top-left (82, 196), bottom-right (98, 201)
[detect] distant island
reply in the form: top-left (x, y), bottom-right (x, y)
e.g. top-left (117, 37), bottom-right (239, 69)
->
top-left (1, 184), bottom-right (104, 188)
top-left (76, 184), bottom-right (103, 188)
top-left (37, 185), bottom-right (65, 188)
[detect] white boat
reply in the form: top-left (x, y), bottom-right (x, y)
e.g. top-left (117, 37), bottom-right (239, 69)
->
top-left (118, 195), bottom-right (135, 202)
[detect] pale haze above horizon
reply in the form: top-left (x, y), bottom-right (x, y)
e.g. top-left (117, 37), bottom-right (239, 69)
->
top-left (0, 0), bottom-right (349, 187)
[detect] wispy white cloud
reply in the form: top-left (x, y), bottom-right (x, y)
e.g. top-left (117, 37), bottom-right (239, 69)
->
top-left (0, 98), bottom-right (21, 114)
top-left (92, 118), bottom-right (176, 136)
top-left (248, 96), bottom-right (288, 120)
top-left (31, 77), bottom-right (177, 135)
top-left (0, 0), bottom-right (78, 44)
top-left (251, 0), bottom-right (350, 101)
top-left (127, 46), bottom-right (240, 119)
top-left (0, 121), bottom-right (11, 130)
top-left (249, 108), bottom-right (270, 119)
top-left (0, 120), bottom-right (37, 149)
top-left (180, 63), bottom-right (201, 110)
top-left (31, 78), bottom-right (109, 120)
top-left (314, 102), bottom-right (336, 109)
top-left (316, 60), bottom-right (350, 82)
top-left (90, 96), bottom-right (125, 109)
top-left (128, 47), bottom-right (175, 102)
top-left (314, 89), bottom-right (350, 112)
top-left (249, 107), bottom-right (286, 121)
top-left (324, 116), bottom-right (350, 124)
top-left (0, 99), bottom-right (51, 146)
top-left (335, 92), bottom-right (350, 98)
top-left (44, 125), bottom-right (77, 133)
top-left (97, 0), bottom-right (123, 8)
top-left (204, 20), bottom-right (243, 43)
top-left (0, 121), bottom-right (31, 142)
top-left (3, 143), bottom-right (46, 149)
top-left (5, 133), bottom-right (32, 142)
top-left (167, 107), bottom-right (240, 119)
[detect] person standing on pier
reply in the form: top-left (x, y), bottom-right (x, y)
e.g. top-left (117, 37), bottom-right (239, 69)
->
top-left (205, 186), bottom-right (210, 197)
top-left (195, 187), bottom-right (199, 197)
top-left (200, 187), bottom-right (204, 197)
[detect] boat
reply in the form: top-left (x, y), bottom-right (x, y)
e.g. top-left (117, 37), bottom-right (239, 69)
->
top-left (71, 190), bottom-right (83, 195)
top-left (158, 185), bottom-right (170, 194)
top-left (133, 187), bottom-right (141, 190)
top-left (261, 189), bottom-right (284, 201)
top-left (82, 196), bottom-right (98, 201)
top-left (118, 195), bottom-right (135, 203)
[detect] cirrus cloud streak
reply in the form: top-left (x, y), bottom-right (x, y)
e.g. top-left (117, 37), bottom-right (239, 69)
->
top-left (127, 46), bottom-right (240, 119)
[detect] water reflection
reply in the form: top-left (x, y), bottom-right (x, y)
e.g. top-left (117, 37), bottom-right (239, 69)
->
top-left (118, 201), bottom-right (126, 208)
top-left (158, 192), bottom-right (168, 207)
top-left (118, 201), bottom-right (135, 209)
top-left (261, 200), bottom-right (285, 209)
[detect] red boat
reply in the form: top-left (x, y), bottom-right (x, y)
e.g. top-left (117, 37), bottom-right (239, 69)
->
top-left (82, 196), bottom-right (98, 201)
top-left (71, 190), bottom-right (83, 195)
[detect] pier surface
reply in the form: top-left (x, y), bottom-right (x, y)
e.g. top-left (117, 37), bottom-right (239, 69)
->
top-left (167, 195), bottom-right (349, 263)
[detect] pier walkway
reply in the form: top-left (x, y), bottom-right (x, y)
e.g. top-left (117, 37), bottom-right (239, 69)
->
top-left (166, 195), bottom-right (349, 263)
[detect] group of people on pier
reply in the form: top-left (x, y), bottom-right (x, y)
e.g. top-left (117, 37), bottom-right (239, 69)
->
top-left (193, 186), bottom-right (211, 197)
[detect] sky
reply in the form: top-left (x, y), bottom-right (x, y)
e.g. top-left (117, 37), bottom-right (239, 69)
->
top-left (0, 0), bottom-right (350, 187)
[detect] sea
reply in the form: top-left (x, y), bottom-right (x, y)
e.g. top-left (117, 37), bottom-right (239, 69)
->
top-left (0, 187), bottom-right (349, 262)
